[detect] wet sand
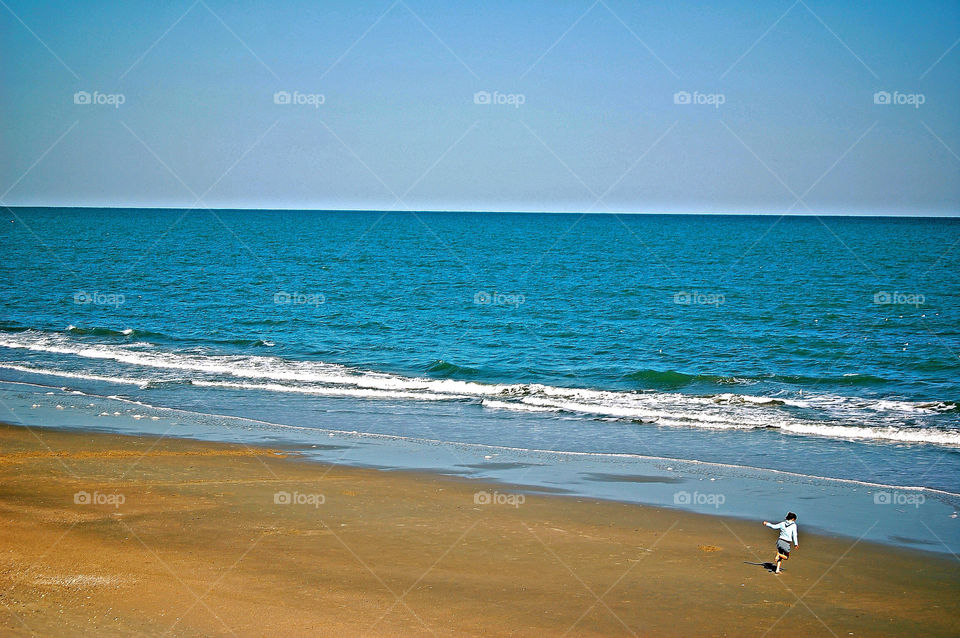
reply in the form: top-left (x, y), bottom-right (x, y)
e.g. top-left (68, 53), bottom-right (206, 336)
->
top-left (0, 422), bottom-right (957, 636)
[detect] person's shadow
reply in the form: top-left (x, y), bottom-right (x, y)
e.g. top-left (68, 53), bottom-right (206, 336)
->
top-left (744, 561), bottom-right (779, 572)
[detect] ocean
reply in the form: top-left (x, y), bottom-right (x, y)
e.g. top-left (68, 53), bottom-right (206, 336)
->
top-left (1, 208), bottom-right (958, 550)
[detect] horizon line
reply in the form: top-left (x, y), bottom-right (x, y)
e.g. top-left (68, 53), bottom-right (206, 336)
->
top-left (4, 205), bottom-right (959, 218)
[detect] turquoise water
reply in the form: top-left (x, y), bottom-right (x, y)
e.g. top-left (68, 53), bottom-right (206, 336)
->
top-left (1, 208), bottom-right (958, 549)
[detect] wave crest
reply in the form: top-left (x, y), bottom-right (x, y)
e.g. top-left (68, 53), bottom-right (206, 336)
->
top-left (0, 330), bottom-right (957, 447)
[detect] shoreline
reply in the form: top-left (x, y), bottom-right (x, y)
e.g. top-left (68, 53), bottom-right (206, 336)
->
top-left (1, 421), bottom-right (958, 636)
top-left (5, 377), bottom-right (959, 493)
top-left (3, 381), bottom-right (958, 555)
top-left (29, 418), bottom-right (960, 549)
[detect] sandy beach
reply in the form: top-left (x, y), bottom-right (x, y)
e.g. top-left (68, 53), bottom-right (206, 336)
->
top-left (0, 422), bottom-right (957, 637)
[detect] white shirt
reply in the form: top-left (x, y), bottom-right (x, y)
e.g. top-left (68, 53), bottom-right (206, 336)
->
top-left (765, 520), bottom-right (798, 545)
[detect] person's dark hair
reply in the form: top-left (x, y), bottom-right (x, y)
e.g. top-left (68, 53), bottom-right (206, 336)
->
top-left (786, 512), bottom-right (797, 521)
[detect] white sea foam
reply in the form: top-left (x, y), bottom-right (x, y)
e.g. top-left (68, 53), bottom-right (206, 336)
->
top-left (482, 399), bottom-right (556, 413)
top-left (0, 363), bottom-right (142, 387)
top-left (0, 333), bottom-right (508, 395)
top-left (1, 331), bottom-right (958, 446)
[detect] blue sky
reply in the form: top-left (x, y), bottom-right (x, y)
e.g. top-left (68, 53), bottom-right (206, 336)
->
top-left (1, 0), bottom-right (958, 214)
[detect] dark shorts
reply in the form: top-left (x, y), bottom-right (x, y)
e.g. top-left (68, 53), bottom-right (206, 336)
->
top-left (776, 539), bottom-right (791, 558)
